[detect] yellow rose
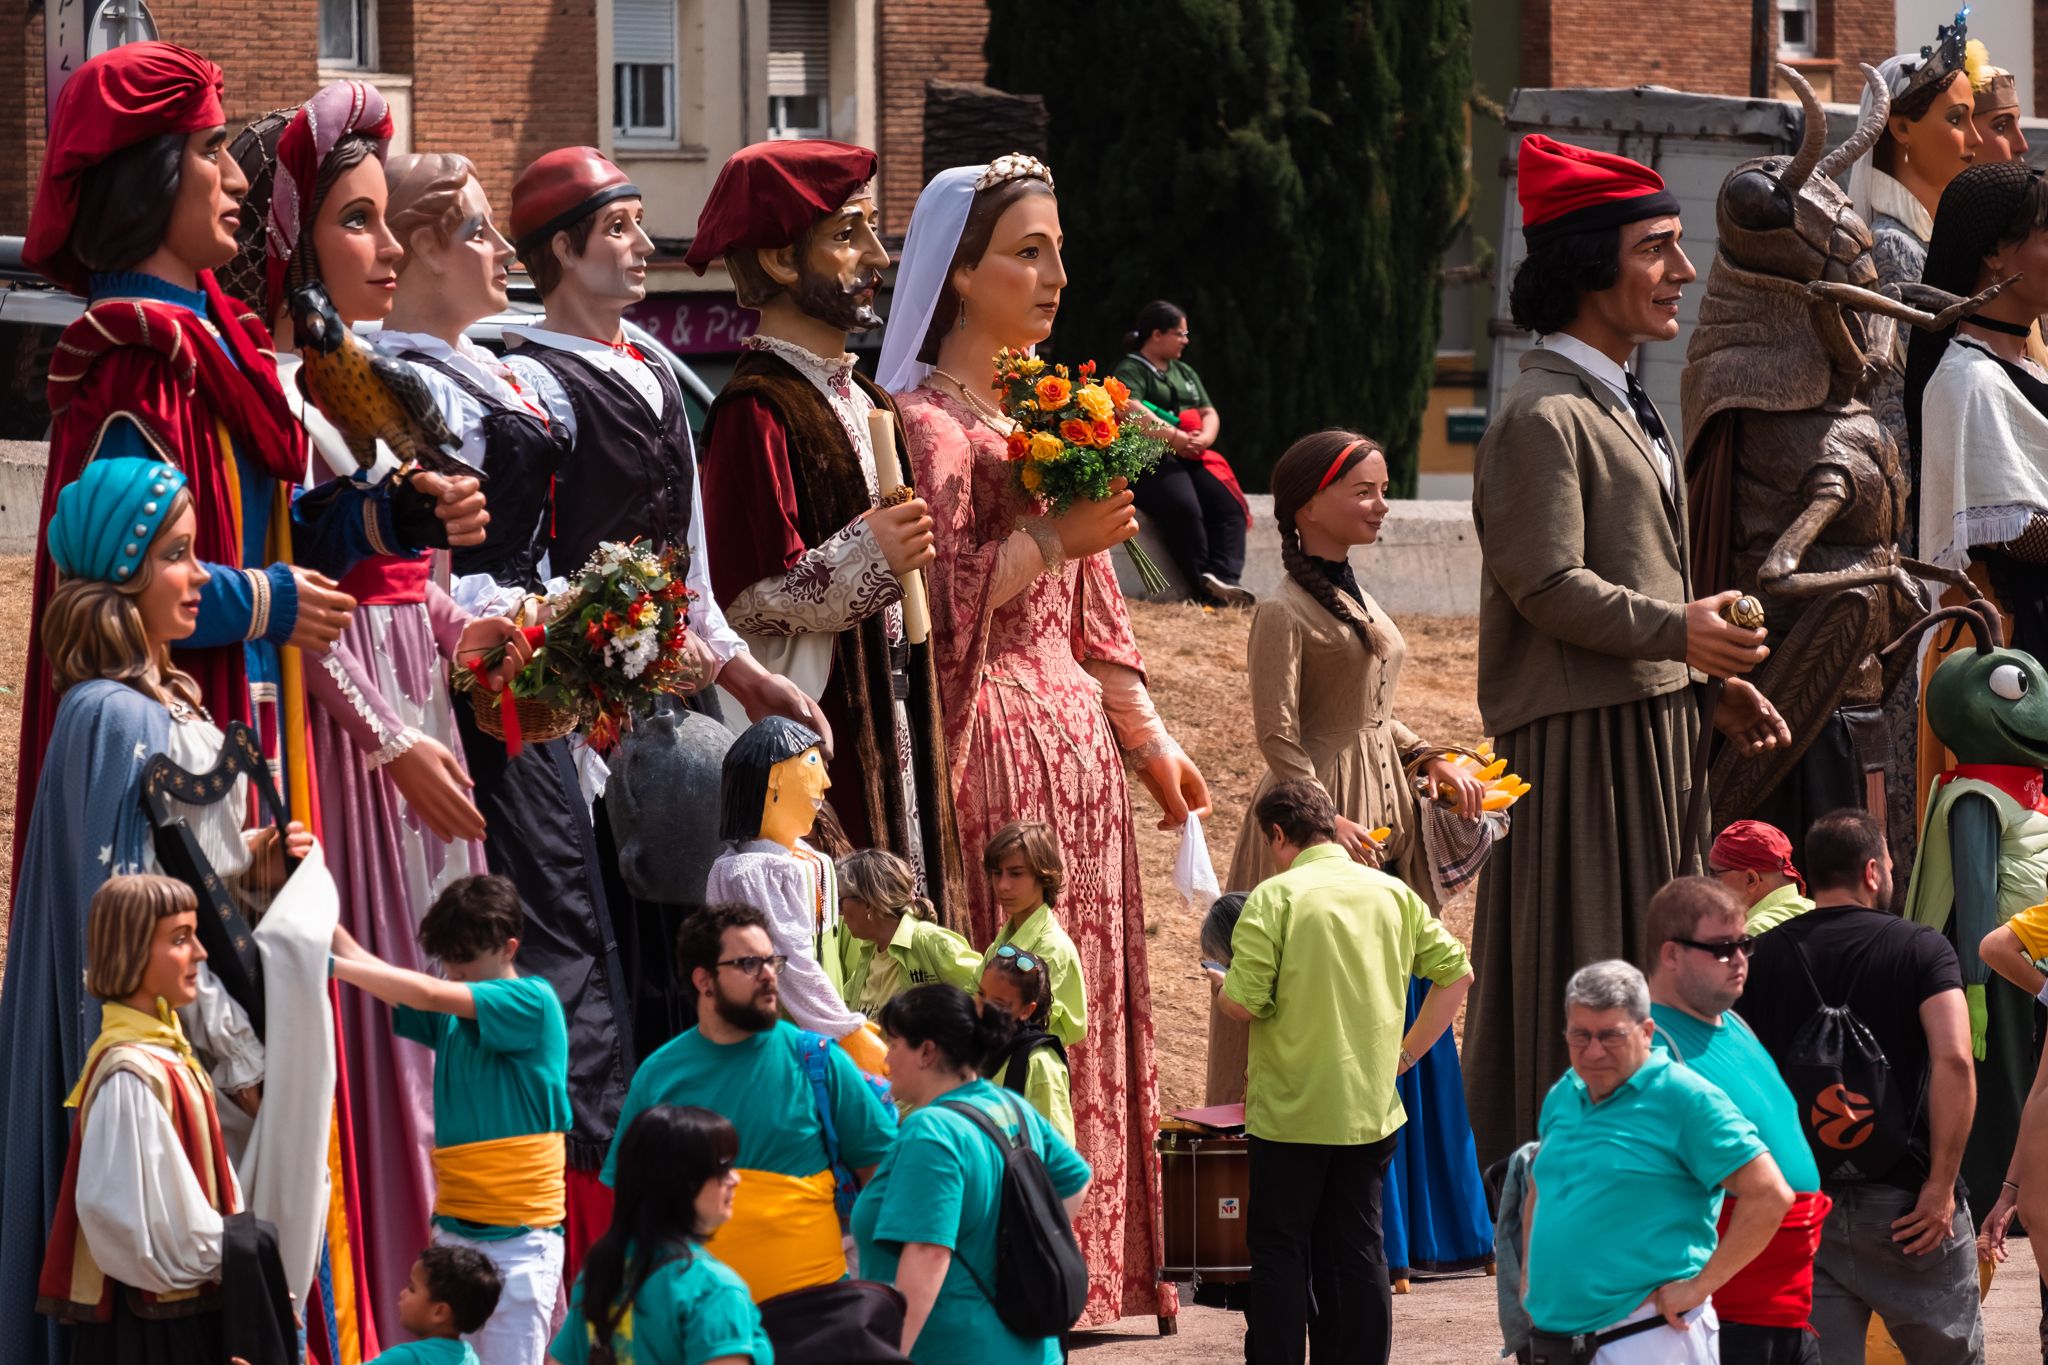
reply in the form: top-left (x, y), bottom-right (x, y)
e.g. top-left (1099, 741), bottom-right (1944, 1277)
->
top-left (1075, 384), bottom-right (1114, 422)
top-left (1028, 431), bottom-right (1064, 463)
top-left (1020, 464), bottom-right (1043, 492)
top-left (1022, 356), bottom-right (1047, 376)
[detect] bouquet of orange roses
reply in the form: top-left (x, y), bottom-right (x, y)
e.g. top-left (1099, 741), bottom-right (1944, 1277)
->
top-left (993, 347), bottom-right (1168, 592)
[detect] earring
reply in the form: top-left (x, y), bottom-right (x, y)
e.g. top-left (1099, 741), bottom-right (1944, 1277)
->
top-left (957, 301), bottom-right (968, 332)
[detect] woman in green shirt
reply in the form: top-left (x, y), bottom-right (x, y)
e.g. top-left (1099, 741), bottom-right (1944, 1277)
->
top-left (854, 985), bottom-right (1091, 1364)
top-left (548, 1105), bottom-right (772, 1365)
top-left (1112, 300), bottom-right (1253, 608)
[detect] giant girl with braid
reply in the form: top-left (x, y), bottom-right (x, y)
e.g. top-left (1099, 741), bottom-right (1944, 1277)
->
top-left (1207, 429), bottom-right (1495, 1287)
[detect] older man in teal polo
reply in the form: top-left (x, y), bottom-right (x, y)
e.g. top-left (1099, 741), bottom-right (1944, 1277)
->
top-left (1206, 777), bottom-right (1473, 1365)
top-left (1523, 960), bottom-right (1792, 1363)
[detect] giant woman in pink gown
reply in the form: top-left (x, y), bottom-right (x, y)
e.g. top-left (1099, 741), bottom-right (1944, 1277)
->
top-left (877, 155), bottom-right (1212, 1329)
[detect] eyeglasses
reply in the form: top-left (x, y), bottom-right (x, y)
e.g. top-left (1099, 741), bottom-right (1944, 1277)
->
top-left (1170, 329), bottom-right (1190, 339)
top-left (1672, 935), bottom-right (1756, 963)
top-left (716, 954), bottom-right (788, 978)
top-left (1563, 1026), bottom-right (1640, 1052)
top-left (994, 944), bottom-right (1043, 973)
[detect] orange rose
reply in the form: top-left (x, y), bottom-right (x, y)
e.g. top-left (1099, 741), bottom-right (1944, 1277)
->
top-left (1102, 375), bottom-right (1130, 406)
top-left (1005, 430), bottom-right (1031, 462)
top-left (1059, 418), bottom-right (1094, 447)
top-left (1092, 419), bottom-right (1117, 447)
top-left (1035, 376), bottom-right (1073, 408)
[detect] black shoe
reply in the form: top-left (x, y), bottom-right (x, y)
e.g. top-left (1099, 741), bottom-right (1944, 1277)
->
top-left (1200, 572), bottom-right (1256, 608)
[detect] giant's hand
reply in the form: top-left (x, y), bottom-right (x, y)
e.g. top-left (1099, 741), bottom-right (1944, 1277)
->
top-left (862, 499), bottom-right (937, 576)
top-left (1712, 678), bottom-right (1790, 753)
top-left (286, 568), bottom-right (356, 655)
top-left (385, 737), bottom-right (486, 844)
top-left (411, 470), bottom-right (489, 546)
top-left (724, 654), bottom-right (836, 759)
top-left (839, 1022), bottom-right (889, 1078)
top-left (1685, 590), bottom-right (1769, 677)
top-left (1049, 479), bottom-right (1139, 560)
top-left (1139, 750), bottom-right (1212, 832)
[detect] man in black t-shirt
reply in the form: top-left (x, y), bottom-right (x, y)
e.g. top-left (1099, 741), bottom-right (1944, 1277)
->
top-left (1737, 809), bottom-right (1982, 1364)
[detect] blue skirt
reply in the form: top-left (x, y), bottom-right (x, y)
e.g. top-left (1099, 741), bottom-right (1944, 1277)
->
top-left (1382, 977), bottom-right (1495, 1276)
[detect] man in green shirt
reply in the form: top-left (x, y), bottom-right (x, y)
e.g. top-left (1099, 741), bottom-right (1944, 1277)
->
top-left (1206, 778), bottom-right (1472, 1365)
top-left (1708, 820), bottom-right (1816, 935)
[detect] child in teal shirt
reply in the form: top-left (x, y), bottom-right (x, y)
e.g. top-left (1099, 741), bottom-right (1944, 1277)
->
top-left (333, 875), bottom-right (571, 1365)
top-left (369, 1243), bottom-right (502, 1363)
top-left (980, 822), bottom-right (1087, 1046)
top-left (552, 1104), bottom-right (773, 1365)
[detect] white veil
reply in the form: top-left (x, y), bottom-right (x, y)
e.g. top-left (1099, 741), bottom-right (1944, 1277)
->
top-left (1848, 54), bottom-right (1918, 227)
top-left (876, 165), bottom-right (986, 395)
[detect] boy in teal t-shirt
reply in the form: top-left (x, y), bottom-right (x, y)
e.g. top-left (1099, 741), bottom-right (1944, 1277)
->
top-left (370, 1243), bottom-right (503, 1363)
top-left (852, 1079), bottom-right (1090, 1365)
top-left (333, 875), bottom-right (572, 1365)
top-left (980, 822), bottom-right (1088, 1046)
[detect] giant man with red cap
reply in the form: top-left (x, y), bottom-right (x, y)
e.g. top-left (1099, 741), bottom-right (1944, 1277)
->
top-left (689, 141), bottom-right (966, 917)
top-left (497, 147), bottom-right (833, 1076)
top-left (1463, 135), bottom-right (1788, 1172)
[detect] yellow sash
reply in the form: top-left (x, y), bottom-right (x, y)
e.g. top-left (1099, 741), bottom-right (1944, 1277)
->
top-left (707, 1168), bottom-right (843, 1302)
top-left (432, 1132), bottom-right (566, 1228)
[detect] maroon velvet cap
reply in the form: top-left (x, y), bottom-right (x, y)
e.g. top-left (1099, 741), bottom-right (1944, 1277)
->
top-left (683, 139), bottom-right (878, 275)
top-left (510, 146), bottom-right (641, 253)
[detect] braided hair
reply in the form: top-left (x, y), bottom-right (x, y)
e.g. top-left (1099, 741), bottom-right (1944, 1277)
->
top-left (1904, 162), bottom-right (2048, 458)
top-left (1269, 428), bottom-right (1392, 656)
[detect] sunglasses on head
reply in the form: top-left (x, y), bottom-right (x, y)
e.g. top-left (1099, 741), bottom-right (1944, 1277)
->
top-left (994, 944), bottom-right (1043, 973)
top-left (1672, 935), bottom-right (1755, 963)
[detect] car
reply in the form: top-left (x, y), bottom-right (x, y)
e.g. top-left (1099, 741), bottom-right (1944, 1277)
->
top-left (0, 237), bottom-right (715, 444)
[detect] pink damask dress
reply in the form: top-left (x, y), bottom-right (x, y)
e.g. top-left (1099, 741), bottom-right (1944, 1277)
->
top-left (900, 386), bottom-right (1178, 1327)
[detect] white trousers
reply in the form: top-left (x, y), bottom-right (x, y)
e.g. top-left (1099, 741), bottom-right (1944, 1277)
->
top-left (1590, 1301), bottom-right (1719, 1364)
top-left (431, 1224), bottom-right (565, 1365)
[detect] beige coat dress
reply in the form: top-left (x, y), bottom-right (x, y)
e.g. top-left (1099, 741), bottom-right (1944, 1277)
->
top-left (1208, 572), bottom-right (1438, 1103)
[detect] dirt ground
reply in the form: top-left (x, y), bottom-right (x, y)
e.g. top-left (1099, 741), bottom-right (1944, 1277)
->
top-left (3, 568), bottom-right (2044, 1358)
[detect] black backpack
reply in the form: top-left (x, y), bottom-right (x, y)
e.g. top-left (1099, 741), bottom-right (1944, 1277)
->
top-left (938, 1093), bottom-right (1089, 1340)
top-left (988, 1026), bottom-right (1068, 1099)
top-left (1780, 936), bottom-right (1919, 1184)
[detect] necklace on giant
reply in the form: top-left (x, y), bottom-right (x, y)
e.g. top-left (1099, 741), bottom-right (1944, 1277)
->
top-left (931, 367), bottom-right (1017, 435)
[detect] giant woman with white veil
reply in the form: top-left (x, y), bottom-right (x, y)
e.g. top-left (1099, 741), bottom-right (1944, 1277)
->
top-left (877, 156), bottom-right (1210, 1329)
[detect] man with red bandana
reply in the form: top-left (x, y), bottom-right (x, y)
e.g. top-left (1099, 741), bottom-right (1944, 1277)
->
top-left (1709, 819), bottom-right (1817, 934)
top-left (1463, 134), bottom-right (1789, 1169)
top-left (13, 42), bottom-right (487, 878)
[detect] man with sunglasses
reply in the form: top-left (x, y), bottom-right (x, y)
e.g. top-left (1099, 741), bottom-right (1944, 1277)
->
top-left (1735, 809), bottom-right (1981, 1364)
top-left (603, 901), bottom-right (898, 1304)
top-left (1646, 878), bottom-right (1829, 1364)
top-left (1522, 960), bottom-right (1790, 1365)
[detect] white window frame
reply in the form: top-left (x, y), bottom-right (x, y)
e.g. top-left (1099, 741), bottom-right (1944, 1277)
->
top-left (317, 0), bottom-right (374, 70)
top-left (1777, 0), bottom-right (1816, 57)
top-left (766, 0), bottom-right (829, 140)
top-left (614, 0), bottom-right (680, 146)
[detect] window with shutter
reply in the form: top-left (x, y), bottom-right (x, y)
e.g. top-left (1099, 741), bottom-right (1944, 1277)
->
top-left (767, 0), bottom-right (828, 139)
top-left (319, 0), bottom-right (370, 67)
top-left (614, 0), bottom-right (677, 141)
top-left (1777, 0), bottom-right (1815, 56)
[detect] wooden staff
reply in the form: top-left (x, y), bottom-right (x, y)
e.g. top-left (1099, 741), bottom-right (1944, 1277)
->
top-left (868, 407), bottom-right (932, 645)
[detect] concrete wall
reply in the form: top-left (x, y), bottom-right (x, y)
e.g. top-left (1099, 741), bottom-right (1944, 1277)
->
top-left (1117, 495), bottom-right (1481, 619)
top-left (0, 441), bottom-right (1486, 615)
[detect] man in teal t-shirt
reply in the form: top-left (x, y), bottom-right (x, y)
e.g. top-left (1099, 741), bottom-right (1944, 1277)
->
top-left (1645, 877), bottom-right (1828, 1360)
top-left (852, 1077), bottom-right (1089, 1365)
top-left (605, 903), bottom-right (897, 1302)
top-left (333, 876), bottom-right (572, 1365)
top-left (1526, 959), bottom-right (1790, 1361)
top-left (1206, 779), bottom-right (1471, 1363)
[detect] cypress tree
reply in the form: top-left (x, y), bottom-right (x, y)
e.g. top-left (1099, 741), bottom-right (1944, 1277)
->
top-left (982, 0), bottom-right (1471, 492)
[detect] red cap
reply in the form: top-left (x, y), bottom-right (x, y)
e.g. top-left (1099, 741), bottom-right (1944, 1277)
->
top-left (1517, 134), bottom-right (1680, 246)
top-left (683, 139), bottom-right (878, 275)
top-left (26, 42), bottom-right (227, 296)
top-left (1710, 819), bottom-right (1805, 894)
top-left (510, 147), bottom-right (641, 253)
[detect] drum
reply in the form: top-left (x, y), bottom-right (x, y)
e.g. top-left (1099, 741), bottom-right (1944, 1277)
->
top-left (1157, 1128), bottom-right (1250, 1281)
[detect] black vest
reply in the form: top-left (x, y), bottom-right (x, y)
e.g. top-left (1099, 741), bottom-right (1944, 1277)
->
top-left (518, 344), bottom-right (697, 577)
top-left (403, 352), bottom-right (564, 592)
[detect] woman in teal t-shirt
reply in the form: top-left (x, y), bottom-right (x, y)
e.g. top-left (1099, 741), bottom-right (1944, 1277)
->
top-left (852, 985), bottom-right (1092, 1365)
top-left (547, 1105), bottom-right (771, 1365)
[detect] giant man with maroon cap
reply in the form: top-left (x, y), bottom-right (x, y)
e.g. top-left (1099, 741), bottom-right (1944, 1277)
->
top-left (689, 141), bottom-right (966, 917)
top-left (501, 148), bottom-right (828, 1063)
top-left (1462, 136), bottom-right (1788, 1169)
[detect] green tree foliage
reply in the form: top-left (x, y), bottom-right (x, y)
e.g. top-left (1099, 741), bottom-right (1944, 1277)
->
top-left (983, 0), bottom-right (1471, 492)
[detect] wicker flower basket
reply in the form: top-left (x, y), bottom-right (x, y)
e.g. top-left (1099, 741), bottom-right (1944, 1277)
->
top-left (470, 691), bottom-right (587, 747)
